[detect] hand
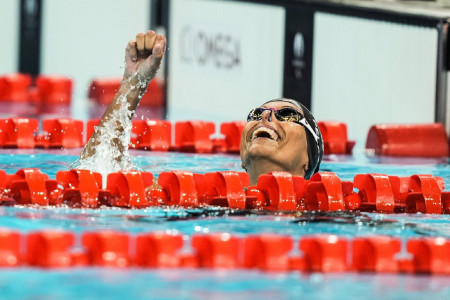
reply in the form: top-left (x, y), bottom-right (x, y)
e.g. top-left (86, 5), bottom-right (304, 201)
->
top-left (123, 30), bottom-right (167, 83)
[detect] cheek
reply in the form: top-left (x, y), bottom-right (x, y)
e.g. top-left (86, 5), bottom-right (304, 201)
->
top-left (283, 128), bottom-right (308, 158)
top-left (239, 124), bottom-right (251, 158)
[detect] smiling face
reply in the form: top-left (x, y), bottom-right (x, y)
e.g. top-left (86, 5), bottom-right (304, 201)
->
top-left (240, 101), bottom-right (310, 184)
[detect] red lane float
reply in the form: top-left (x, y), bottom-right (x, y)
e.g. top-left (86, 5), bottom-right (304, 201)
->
top-left (388, 176), bottom-right (411, 206)
top-left (244, 185), bottom-right (266, 209)
top-left (243, 234), bottom-right (294, 271)
top-left (40, 119), bottom-right (84, 148)
top-left (405, 237), bottom-right (450, 274)
top-left (6, 168), bottom-right (59, 205)
top-left (36, 75), bottom-right (72, 105)
top-left (27, 231), bottom-right (74, 267)
top-left (0, 118), bottom-right (38, 148)
top-left (318, 121), bottom-right (355, 154)
top-left (82, 231), bottom-right (130, 267)
top-left (0, 73), bottom-right (32, 102)
top-left (1, 231), bottom-right (450, 274)
top-left (304, 172), bottom-right (345, 211)
top-left (0, 230), bottom-right (20, 267)
top-left (220, 121), bottom-right (246, 153)
top-left (192, 233), bottom-right (241, 269)
top-left (300, 235), bottom-right (348, 272)
top-left (88, 78), bottom-right (121, 105)
top-left (406, 174), bottom-right (443, 214)
top-left (366, 124), bottom-right (449, 157)
top-left (354, 174), bottom-right (397, 213)
top-left (56, 169), bottom-right (104, 208)
top-left (158, 171), bottom-right (198, 207)
top-left (107, 170), bottom-right (154, 207)
top-left (352, 236), bottom-right (401, 273)
top-left (196, 171), bottom-right (249, 209)
top-left (174, 121), bottom-right (215, 153)
top-left (132, 120), bottom-right (171, 151)
top-left (135, 233), bottom-right (185, 268)
top-left (257, 172), bottom-right (302, 211)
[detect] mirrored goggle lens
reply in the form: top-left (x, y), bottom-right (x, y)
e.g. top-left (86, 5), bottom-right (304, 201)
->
top-left (247, 108), bottom-right (264, 121)
top-left (275, 108), bottom-right (303, 122)
top-left (247, 107), bottom-right (304, 122)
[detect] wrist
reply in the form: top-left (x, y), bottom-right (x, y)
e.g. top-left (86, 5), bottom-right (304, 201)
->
top-left (124, 71), bottom-right (150, 86)
top-left (121, 72), bottom-right (151, 95)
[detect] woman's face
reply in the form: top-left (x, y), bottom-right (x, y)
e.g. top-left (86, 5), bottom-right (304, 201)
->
top-left (240, 101), bottom-right (310, 177)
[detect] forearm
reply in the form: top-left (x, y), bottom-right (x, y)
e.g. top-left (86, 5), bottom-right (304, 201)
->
top-left (80, 75), bottom-right (149, 159)
top-left (77, 30), bottom-right (166, 162)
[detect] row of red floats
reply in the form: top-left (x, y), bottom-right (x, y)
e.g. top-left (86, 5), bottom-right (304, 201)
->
top-left (1, 74), bottom-right (449, 156)
top-left (1, 117), bottom-right (449, 156)
top-left (0, 230), bottom-right (449, 274)
top-left (0, 74), bottom-right (163, 107)
top-left (0, 118), bottom-right (357, 155)
top-left (0, 118), bottom-right (244, 153)
top-left (0, 168), bottom-right (449, 214)
top-left (0, 73), bottom-right (72, 105)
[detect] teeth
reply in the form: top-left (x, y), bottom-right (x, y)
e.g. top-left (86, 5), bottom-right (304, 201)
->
top-left (252, 127), bottom-right (278, 141)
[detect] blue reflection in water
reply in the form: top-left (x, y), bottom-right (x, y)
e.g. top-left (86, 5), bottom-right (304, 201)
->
top-left (0, 150), bottom-right (449, 299)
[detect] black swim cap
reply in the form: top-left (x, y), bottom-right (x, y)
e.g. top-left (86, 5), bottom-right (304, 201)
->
top-left (263, 98), bottom-right (324, 179)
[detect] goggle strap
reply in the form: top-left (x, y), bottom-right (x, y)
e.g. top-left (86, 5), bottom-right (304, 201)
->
top-left (300, 118), bottom-right (320, 142)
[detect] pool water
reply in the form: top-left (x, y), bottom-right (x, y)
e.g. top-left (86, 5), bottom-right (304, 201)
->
top-left (0, 149), bottom-right (449, 299)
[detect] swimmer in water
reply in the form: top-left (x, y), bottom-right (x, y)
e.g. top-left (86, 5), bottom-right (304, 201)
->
top-left (80, 31), bottom-right (323, 185)
top-left (241, 98), bottom-right (323, 185)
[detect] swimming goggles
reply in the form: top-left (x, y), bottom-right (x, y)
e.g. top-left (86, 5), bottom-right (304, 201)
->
top-left (247, 107), bottom-right (320, 142)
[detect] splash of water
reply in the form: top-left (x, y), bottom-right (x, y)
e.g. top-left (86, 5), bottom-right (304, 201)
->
top-left (71, 74), bottom-right (149, 180)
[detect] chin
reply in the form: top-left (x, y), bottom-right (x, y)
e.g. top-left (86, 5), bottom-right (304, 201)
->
top-left (245, 143), bottom-right (278, 160)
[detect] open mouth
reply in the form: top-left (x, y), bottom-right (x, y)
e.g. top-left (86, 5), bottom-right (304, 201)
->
top-left (251, 127), bottom-right (279, 141)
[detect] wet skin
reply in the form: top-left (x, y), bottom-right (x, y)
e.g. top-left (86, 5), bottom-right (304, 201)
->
top-left (240, 101), bottom-right (310, 185)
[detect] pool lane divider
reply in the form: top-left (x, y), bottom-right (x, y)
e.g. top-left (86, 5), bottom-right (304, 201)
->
top-left (0, 169), bottom-right (449, 214)
top-left (0, 75), bottom-right (72, 116)
top-left (2, 117), bottom-right (447, 156)
top-left (0, 230), bottom-right (449, 274)
top-left (0, 118), bottom-right (246, 153)
top-left (366, 123), bottom-right (449, 157)
top-left (0, 73), bottom-right (448, 156)
top-left (88, 77), bottom-right (164, 108)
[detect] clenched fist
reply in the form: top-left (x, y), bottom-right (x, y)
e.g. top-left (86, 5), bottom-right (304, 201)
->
top-left (123, 30), bottom-right (167, 83)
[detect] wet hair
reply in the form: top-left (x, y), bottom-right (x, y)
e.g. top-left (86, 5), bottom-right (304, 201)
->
top-left (263, 98), bottom-right (324, 179)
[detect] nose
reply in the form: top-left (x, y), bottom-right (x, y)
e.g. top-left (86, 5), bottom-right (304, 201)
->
top-left (261, 108), bottom-right (274, 122)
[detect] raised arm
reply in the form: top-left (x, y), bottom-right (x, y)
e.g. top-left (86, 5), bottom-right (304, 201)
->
top-left (80, 31), bottom-right (167, 159)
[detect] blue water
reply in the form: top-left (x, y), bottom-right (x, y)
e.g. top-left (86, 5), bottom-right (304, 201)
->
top-left (0, 270), bottom-right (449, 300)
top-left (0, 149), bottom-right (448, 183)
top-left (0, 149), bottom-right (450, 299)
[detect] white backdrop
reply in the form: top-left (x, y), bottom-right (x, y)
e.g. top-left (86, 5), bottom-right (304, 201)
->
top-left (2, 0), bottom-right (446, 140)
top-left (41, 0), bottom-right (151, 119)
top-left (168, 0), bottom-right (286, 125)
top-left (0, 0), bottom-right (20, 74)
top-left (312, 12), bottom-right (438, 142)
